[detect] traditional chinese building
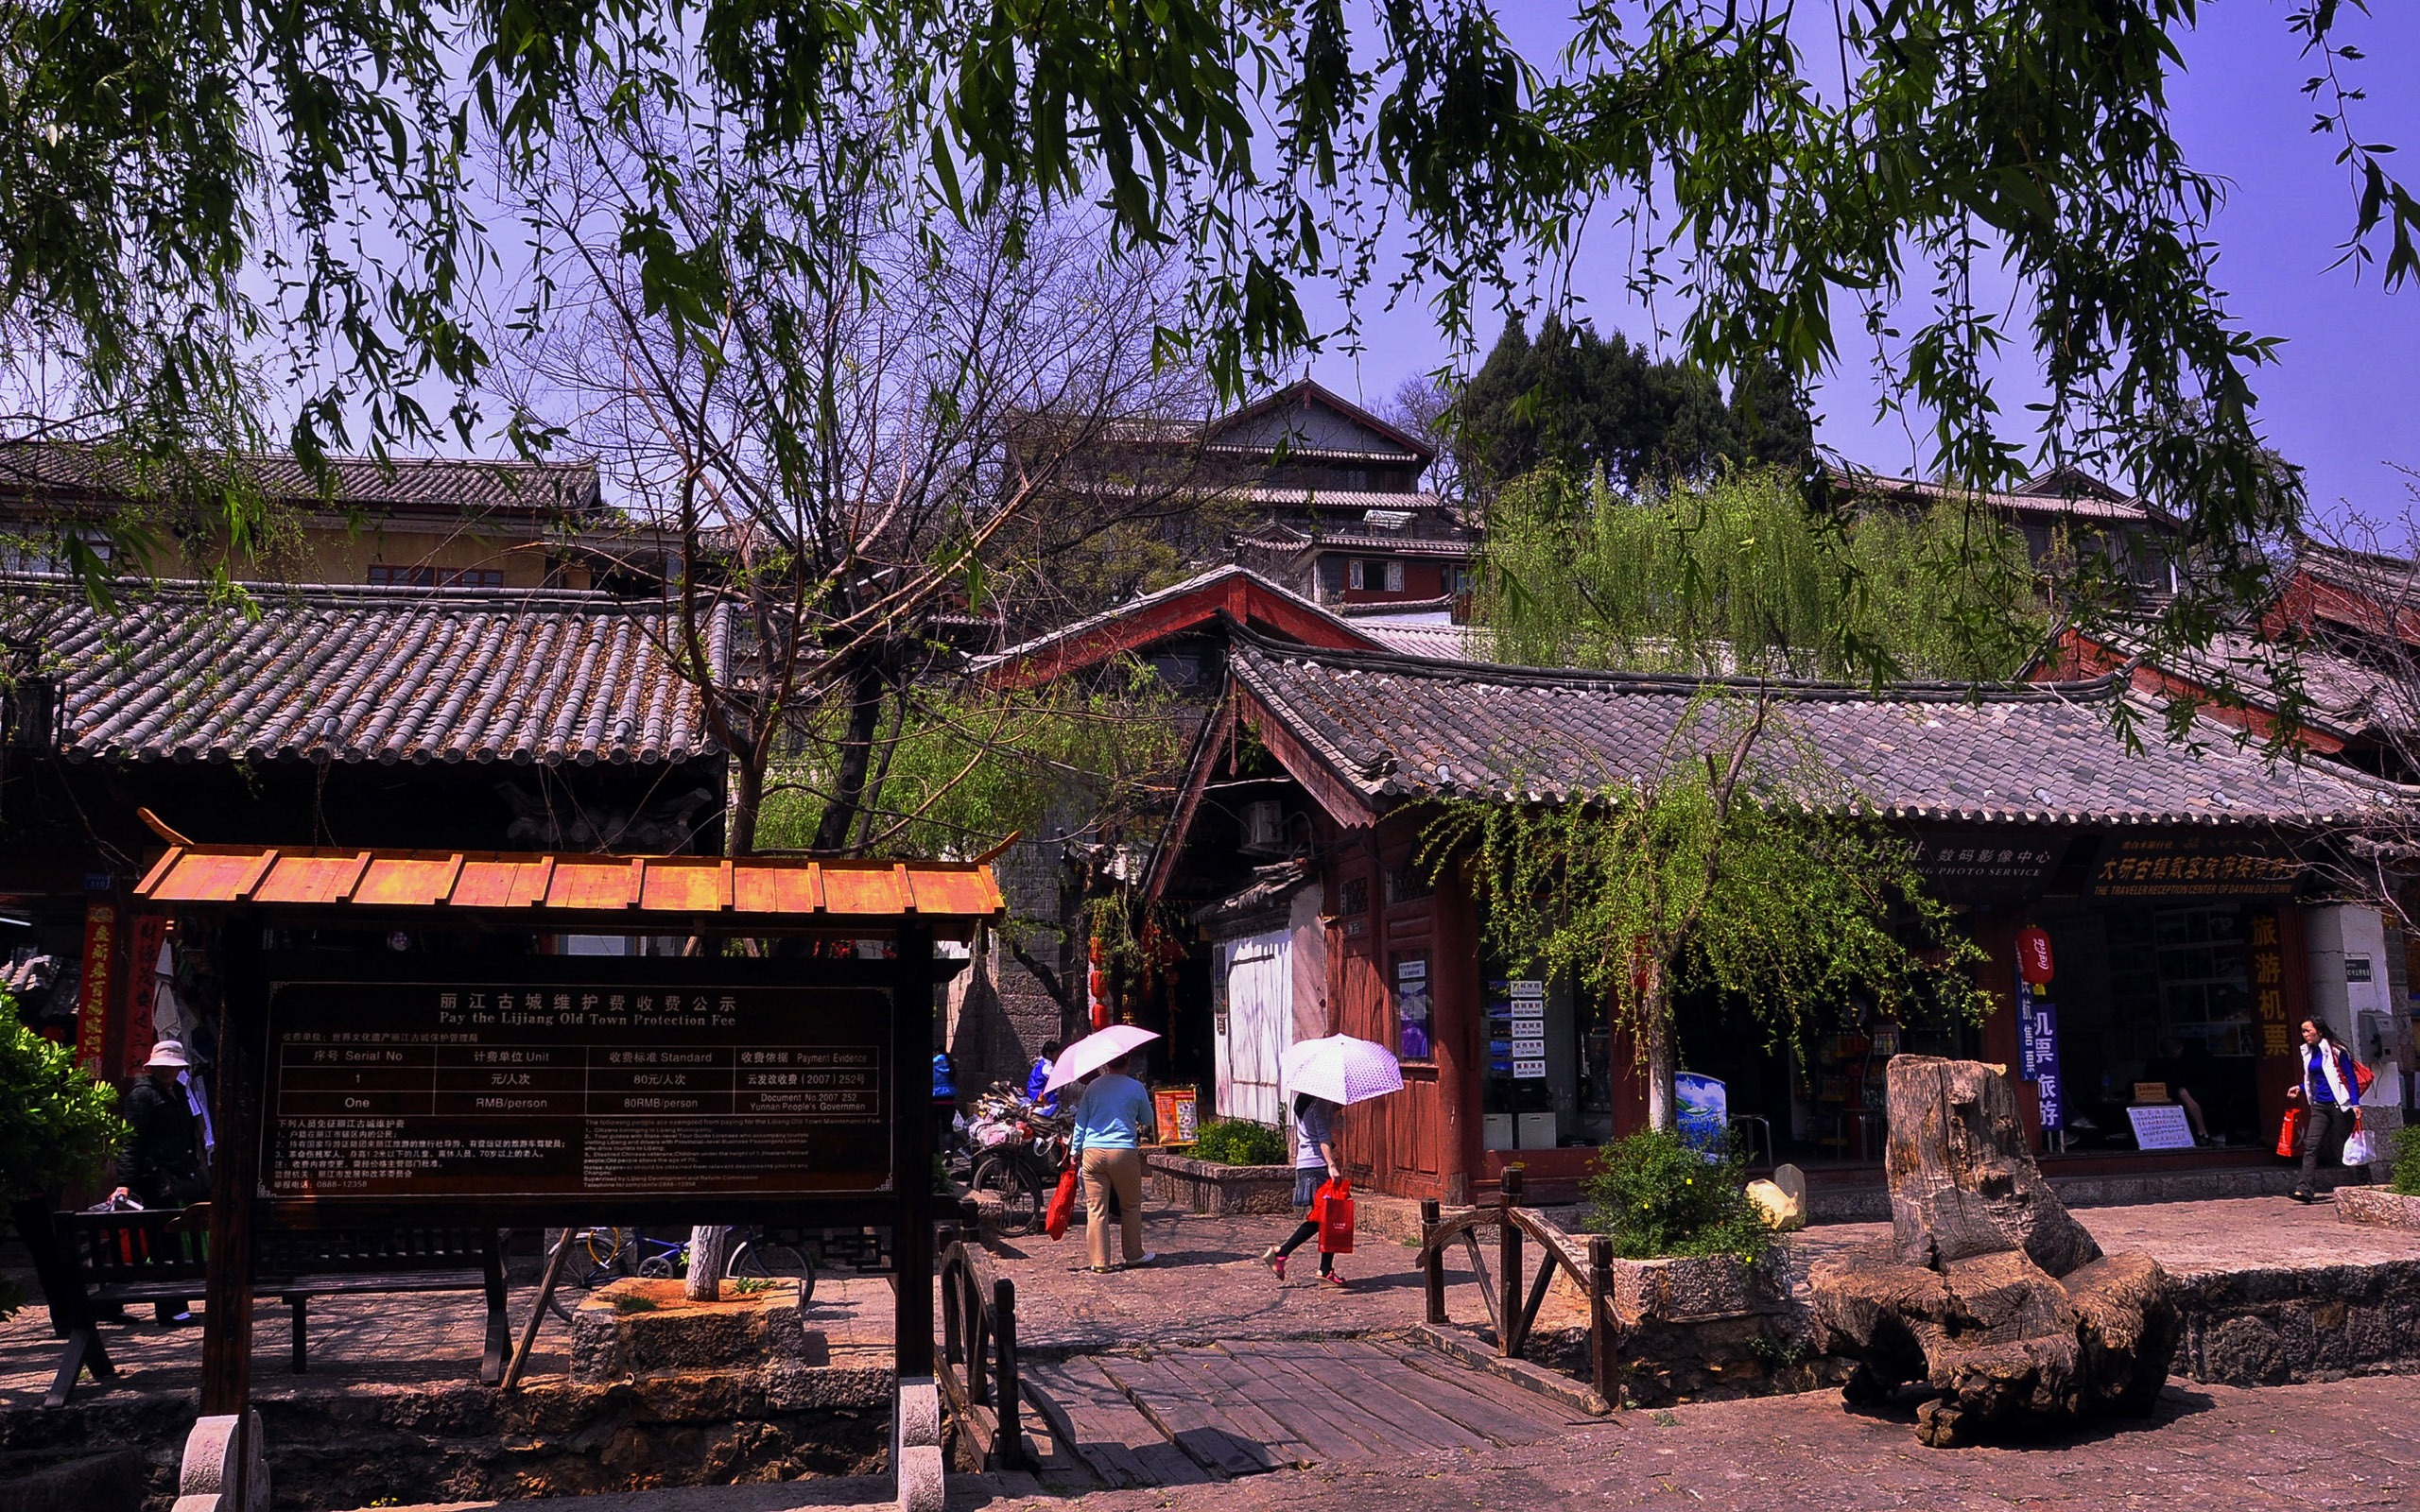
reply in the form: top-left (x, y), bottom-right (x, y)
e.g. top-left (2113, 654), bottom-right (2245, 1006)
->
top-left (1142, 630), bottom-right (2411, 1203)
top-left (0, 578), bottom-right (726, 1090)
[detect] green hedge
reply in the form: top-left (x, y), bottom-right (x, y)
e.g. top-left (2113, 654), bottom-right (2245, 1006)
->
top-left (2393, 1125), bottom-right (2420, 1197)
top-left (1189, 1119), bottom-right (1288, 1166)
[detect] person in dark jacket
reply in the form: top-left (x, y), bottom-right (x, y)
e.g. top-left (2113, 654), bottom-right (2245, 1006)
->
top-left (2287, 1019), bottom-right (2363, 1202)
top-left (112, 1040), bottom-right (208, 1210)
top-left (109, 1040), bottom-right (209, 1322)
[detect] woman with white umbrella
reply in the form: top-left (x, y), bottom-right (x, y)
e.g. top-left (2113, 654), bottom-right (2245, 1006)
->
top-left (1258, 1035), bottom-right (1405, 1287)
top-left (1046, 1025), bottom-right (1161, 1273)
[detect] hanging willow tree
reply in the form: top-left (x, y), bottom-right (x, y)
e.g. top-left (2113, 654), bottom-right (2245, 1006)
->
top-left (1422, 690), bottom-right (1989, 1132)
top-left (1475, 468), bottom-right (2049, 683)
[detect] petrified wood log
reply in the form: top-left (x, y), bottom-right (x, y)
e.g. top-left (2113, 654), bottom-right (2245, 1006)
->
top-left (1808, 1057), bottom-right (2179, 1446)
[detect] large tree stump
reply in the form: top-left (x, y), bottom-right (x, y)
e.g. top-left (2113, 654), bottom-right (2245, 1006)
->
top-left (1807, 1057), bottom-right (2179, 1446)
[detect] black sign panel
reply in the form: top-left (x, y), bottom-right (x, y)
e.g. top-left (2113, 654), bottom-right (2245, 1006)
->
top-left (263, 976), bottom-right (892, 1200)
top-left (2088, 833), bottom-right (2301, 899)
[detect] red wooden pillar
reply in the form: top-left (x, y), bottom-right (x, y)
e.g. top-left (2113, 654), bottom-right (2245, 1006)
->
top-left (2252, 906), bottom-right (2312, 1153)
top-left (1431, 862), bottom-right (1483, 1205)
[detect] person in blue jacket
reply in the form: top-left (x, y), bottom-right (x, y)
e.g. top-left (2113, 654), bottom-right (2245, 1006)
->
top-left (1069, 1053), bottom-right (1156, 1272)
top-left (932, 1053), bottom-right (957, 1159)
top-left (1025, 1039), bottom-right (1063, 1114)
top-left (2287, 1019), bottom-right (2363, 1202)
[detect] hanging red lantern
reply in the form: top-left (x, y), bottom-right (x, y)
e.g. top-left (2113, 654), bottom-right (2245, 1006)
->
top-left (2015, 926), bottom-right (2054, 986)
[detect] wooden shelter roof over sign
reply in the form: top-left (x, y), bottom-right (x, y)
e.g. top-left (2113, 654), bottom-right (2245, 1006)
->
top-left (134, 845), bottom-right (1004, 936)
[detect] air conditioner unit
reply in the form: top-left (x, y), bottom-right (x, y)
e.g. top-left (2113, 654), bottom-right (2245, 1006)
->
top-left (1240, 800), bottom-right (1286, 854)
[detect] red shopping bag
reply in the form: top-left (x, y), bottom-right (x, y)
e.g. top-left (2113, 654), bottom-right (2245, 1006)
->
top-left (1316, 1177), bottom-right (1356, 1255)
top-left (1045, 1167), bottom-right (1079, 1242)
top-left (2275, 1107), bottom-right (2306, 1159)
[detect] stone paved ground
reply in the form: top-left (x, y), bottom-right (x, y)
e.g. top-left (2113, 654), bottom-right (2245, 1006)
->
top-left (994, 1193), bottom-right (2420, 1352)
top-left (361, 1372), bottom-right (2420, 1511)
top-left (13, 1194), bottom-right (2404, 1407)
top-left (0, 1266), bottom-right (898, 1411)
top-left (982, 1205), bottom-right (1497, 1352)
top-left (1789, 1194), bottom-right (2420, 1278)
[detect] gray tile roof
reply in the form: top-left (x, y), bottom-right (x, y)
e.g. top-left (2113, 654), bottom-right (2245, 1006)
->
top-left (1228, 635), bottom-right (2408, 828)
top-left (0, 443), bottom-right (602, 517)
top-left (2065, 620), bottom-right (2417, 745)
top-left (12, 582), bottom-right (720, 765)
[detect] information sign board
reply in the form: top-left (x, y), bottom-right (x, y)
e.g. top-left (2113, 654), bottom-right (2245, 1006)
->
top-left (262, 975), bottom-right (893, 1201)
top-left (2126, 1104), bottom-right (2196, 1152)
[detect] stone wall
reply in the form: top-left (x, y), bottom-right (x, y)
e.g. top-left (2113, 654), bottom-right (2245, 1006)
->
top-left (1143, 1151), bottom-right (1297, 1215)
top-left (2168, 1258), bottom-right (2420, 1387)
top-left (948, 837), bottom-right (1079, 1095)
top-left (0, 1372), bottom-right (890, 1512)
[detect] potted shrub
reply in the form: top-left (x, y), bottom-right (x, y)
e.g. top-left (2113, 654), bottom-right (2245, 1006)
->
top-left (2335, 1126), bottom-right (2420, 1231)
top-left (1, 994), bottom-right (126, 1320)
top-left (1579, 1129), bottom-right (1782, 1326)
top-left (1144, 1118), bottom-right (1297, 1215)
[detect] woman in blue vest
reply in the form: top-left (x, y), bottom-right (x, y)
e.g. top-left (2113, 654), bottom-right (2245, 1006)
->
top-left (2287, 1019), bottom-right (2363, 1202)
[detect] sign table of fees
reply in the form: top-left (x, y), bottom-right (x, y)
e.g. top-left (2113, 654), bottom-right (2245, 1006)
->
top-left (275, 1040), bottom-right (881, 1121)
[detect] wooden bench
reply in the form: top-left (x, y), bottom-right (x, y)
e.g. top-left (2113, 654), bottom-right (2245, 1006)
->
top-left (43, 1211), bottom-right (510, 1407)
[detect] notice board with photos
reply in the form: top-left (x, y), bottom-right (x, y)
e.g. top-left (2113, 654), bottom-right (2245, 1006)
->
top-left (262, 967), bottom-right (895, 1204)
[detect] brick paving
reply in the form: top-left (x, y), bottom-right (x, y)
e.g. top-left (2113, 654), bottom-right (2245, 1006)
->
top-left (357, 1372), bottom-right (2420, 1510)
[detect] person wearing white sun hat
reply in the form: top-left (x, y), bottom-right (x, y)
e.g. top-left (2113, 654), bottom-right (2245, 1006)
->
top-left (108, 1040), bottom-right (211, 1322)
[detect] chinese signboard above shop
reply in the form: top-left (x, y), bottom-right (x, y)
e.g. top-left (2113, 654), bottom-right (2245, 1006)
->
top-left (1910, 832), bottom-right (2063, 902)
top-left (2089, 833), bottom-right (2302, 899)
top-left (264, 975), bottom-right (894, 1201)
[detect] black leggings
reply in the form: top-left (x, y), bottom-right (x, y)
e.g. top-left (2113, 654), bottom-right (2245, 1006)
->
top-left (1276, 1217), bottom-right (1333, 1272)
top-left (2299, 1102), bottom-right (2358, 1192)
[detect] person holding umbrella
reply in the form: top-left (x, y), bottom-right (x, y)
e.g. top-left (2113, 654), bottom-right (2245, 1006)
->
top-left (1046, 1025), bottom-right (1162, 1272)
top-left (1261, 1091), bottom-right (1346, 1285)
top-left (1258, 1035), bottom-right (1406, 1288)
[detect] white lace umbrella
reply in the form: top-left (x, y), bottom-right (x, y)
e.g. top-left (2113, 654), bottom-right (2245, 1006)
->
top-left (1280, 1035), bottom-right (1406, 1106)
top-left (1042, 1023), bottom-right (1162, 1092)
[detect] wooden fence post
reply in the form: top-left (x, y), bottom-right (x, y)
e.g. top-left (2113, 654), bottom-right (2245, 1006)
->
top-left (941, 1251), bottom-right (963, 1370)
top-left (993, 1277), bottom-right (1028, 1470)
top-left (1588, 1233), bottom-right (1616, 1410)
top-left (969, 1269), bottom-right (991, 1408)
top-left (1498, 1166), bottom-right (1523, 1358)
top-left (1420, 1198), bottom-right (1444, 1325)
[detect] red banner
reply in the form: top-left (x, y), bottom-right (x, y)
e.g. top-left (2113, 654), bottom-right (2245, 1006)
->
top-left (119, 912), bottom-right (170, 1076)
top-left (72, 902), bottom-right (115, 1074)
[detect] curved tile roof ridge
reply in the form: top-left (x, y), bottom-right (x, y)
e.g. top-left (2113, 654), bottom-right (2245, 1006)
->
top-left (1225, 622), bottom-right (2126, 706)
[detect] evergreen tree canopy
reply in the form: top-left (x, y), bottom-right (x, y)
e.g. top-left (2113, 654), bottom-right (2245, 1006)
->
top-left (1455, 317), bottom-right (1812, 492)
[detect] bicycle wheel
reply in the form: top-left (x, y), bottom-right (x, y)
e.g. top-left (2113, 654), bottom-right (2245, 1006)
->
top-left (970, 1152), bottom-right (1044, 1236)
top-left (543, 1228), bottom-right (621, 1322)
top-left (634, 1241), bottom-right (687, 1280)
top-left (575, 1227), bottom-right (629, 1286)
top-left (728, 1238), bottom-right (817, 1305)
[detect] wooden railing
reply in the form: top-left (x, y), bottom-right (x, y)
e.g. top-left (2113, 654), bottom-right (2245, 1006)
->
top-left (936, 1235), bottom-right (1033, 1470)
top-left (1413, 1168), bottom-right (1620, 1411)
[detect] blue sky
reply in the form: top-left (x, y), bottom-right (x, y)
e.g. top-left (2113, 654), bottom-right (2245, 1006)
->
top-left (1298, 4), bottom-right (2420, 536)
